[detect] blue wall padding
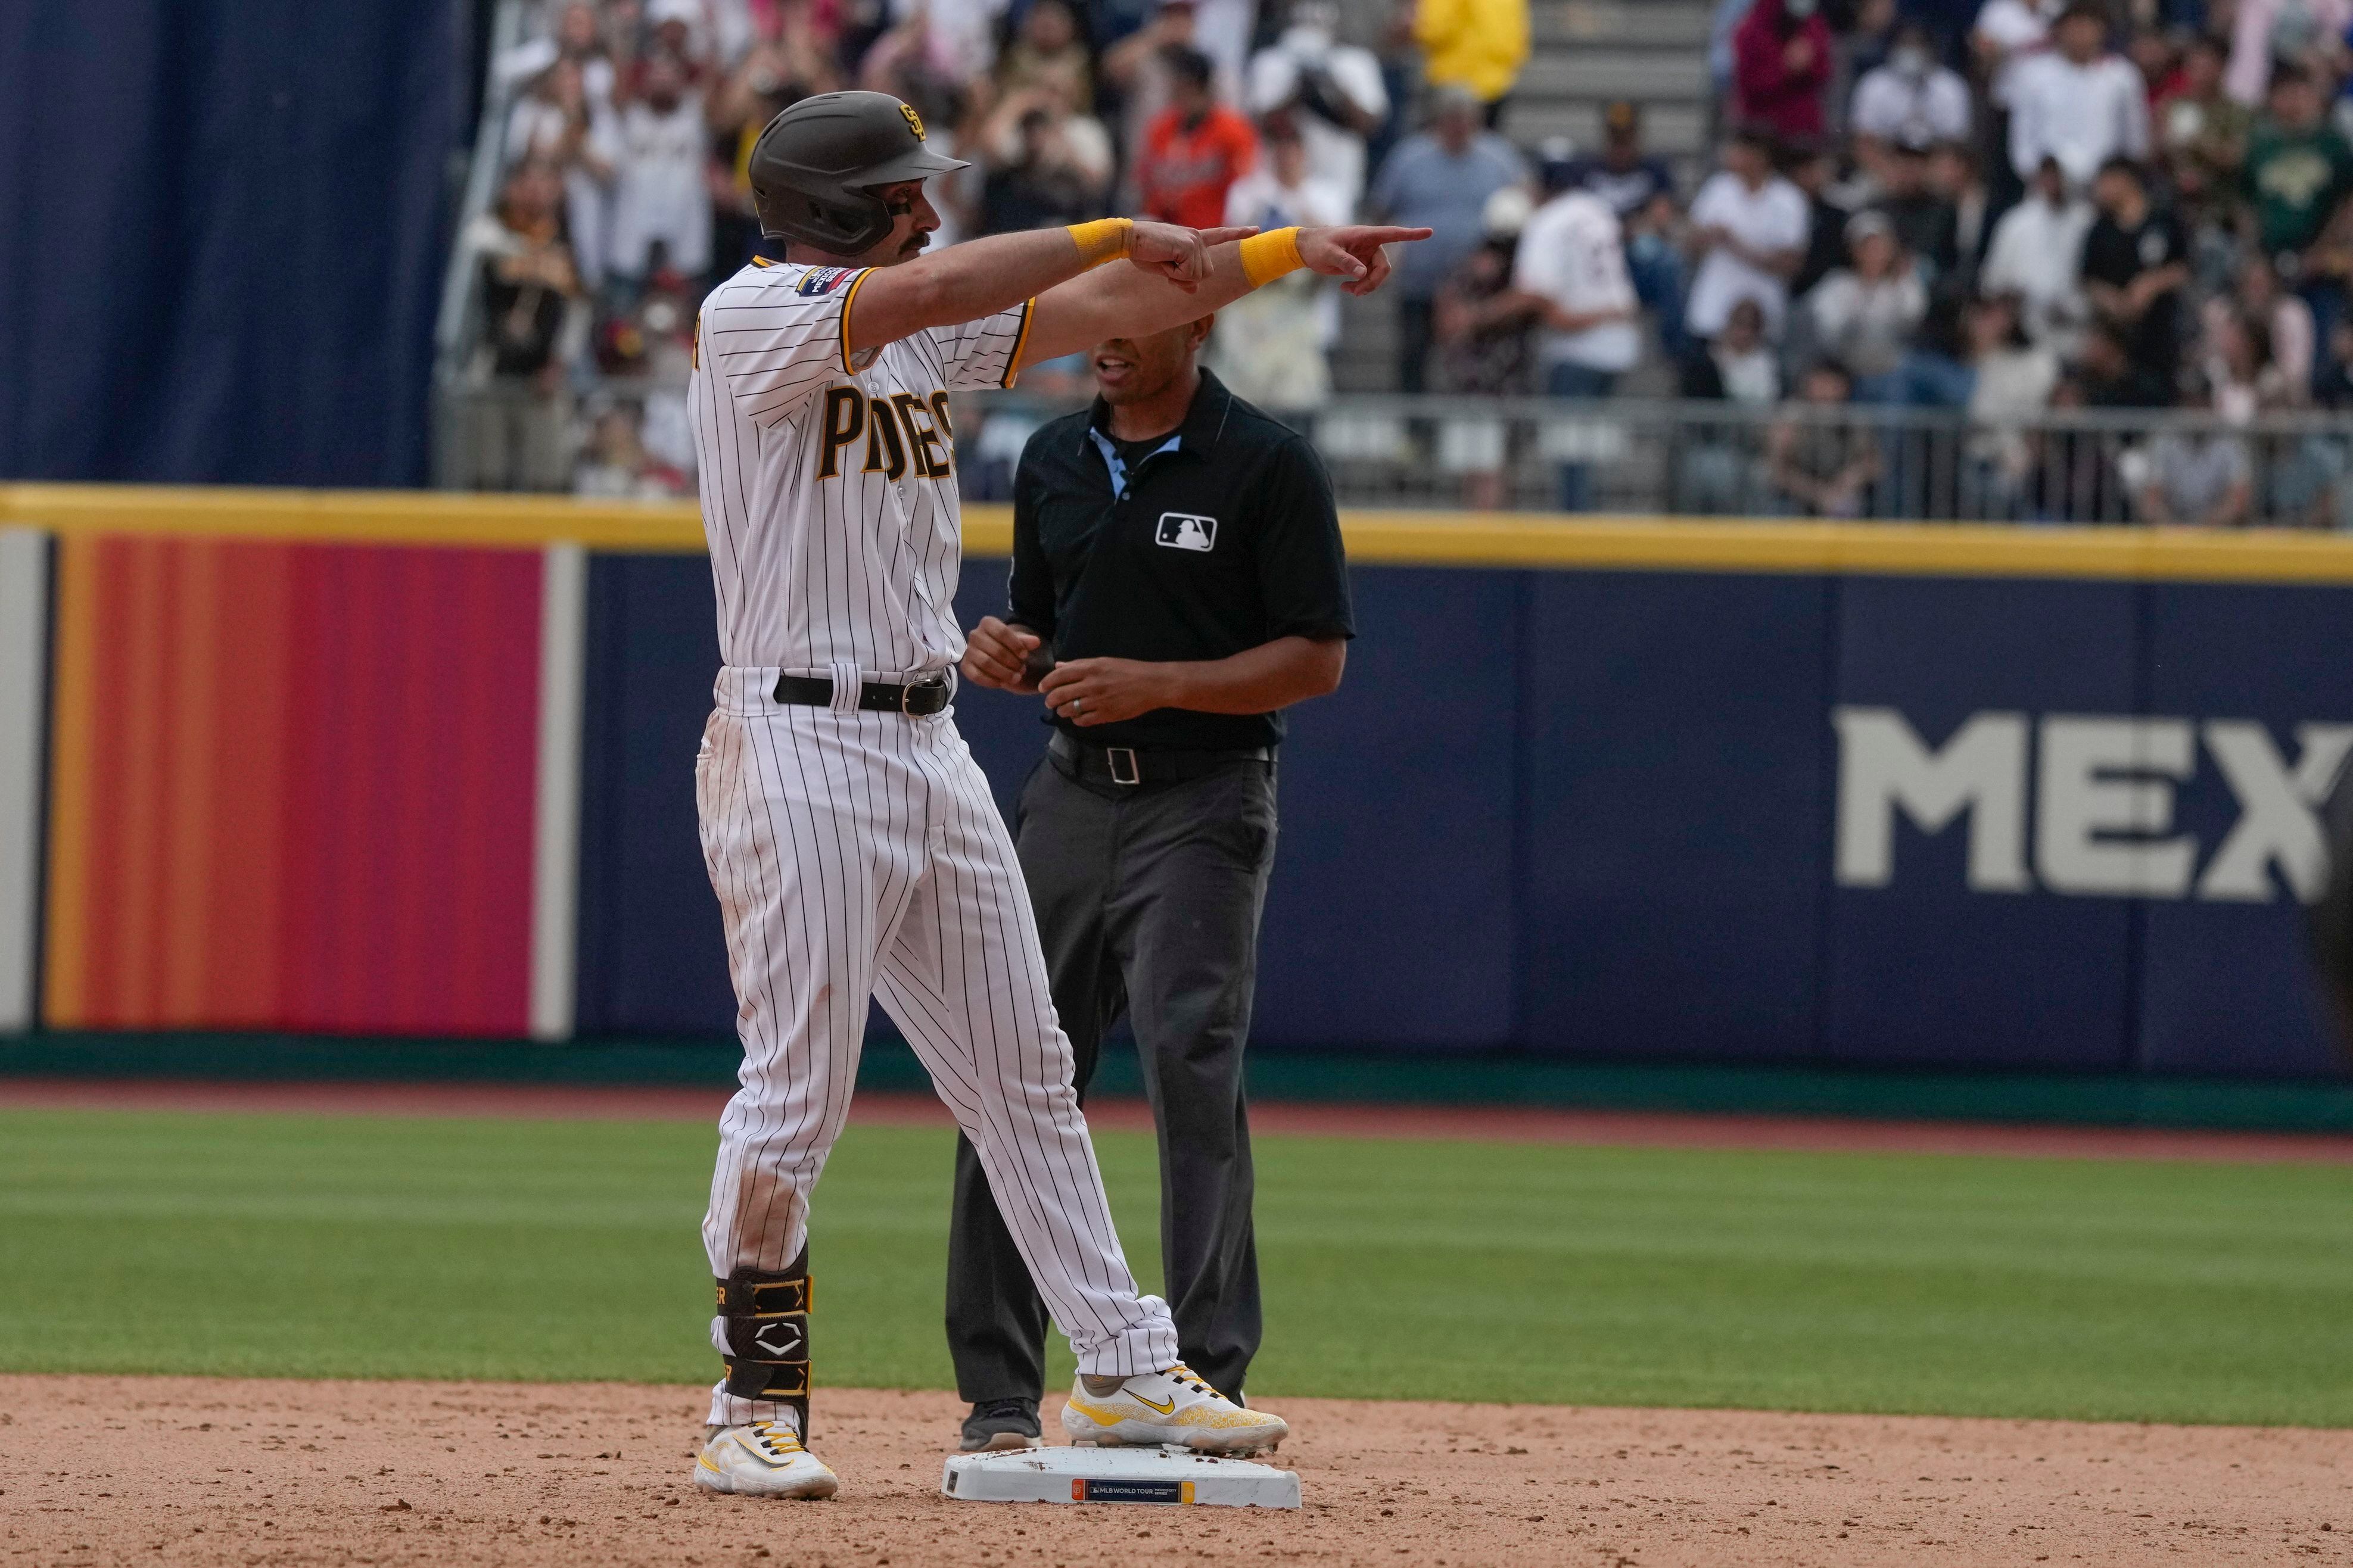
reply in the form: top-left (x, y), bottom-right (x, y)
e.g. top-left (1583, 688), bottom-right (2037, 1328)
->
top-left (1822, 578), bottom-right (2141, 1071)
top-left (2136, 584), bottom-right (2353, 1077)
top-left (1521, 572), bottom-right (1834, 1062)
top-left (0, 1), bottom-right (459, 484)
top-left (575, 556), bottom-right (735, 1036)
top-left (574, 553), bottom-right (2353, 1079)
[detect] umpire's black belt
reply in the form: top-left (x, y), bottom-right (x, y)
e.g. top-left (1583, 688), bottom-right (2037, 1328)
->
top-left (1049, 731), bottom-right (1272, 789)
top-left (773, 671), bottom-right (951, 716)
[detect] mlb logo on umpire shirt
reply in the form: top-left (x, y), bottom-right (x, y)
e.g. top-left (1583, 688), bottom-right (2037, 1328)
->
top-left (1156, 513), bottom-right (1216, 552)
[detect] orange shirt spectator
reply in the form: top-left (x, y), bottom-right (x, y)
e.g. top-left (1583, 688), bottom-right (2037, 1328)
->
top-left (1135, 46), bottom-right (1258, 228)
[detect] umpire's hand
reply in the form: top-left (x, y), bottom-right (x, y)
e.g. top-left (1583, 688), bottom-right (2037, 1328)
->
top-left (963, 616), bottom-right (1046, 693)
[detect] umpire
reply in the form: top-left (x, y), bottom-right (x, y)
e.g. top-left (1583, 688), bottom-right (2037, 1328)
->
top-left (948, 314), bottom-right (1354, 1450)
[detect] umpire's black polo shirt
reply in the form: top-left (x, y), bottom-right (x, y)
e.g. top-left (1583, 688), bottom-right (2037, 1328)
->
top-left (1006, 369), bottom-right (1354, 752)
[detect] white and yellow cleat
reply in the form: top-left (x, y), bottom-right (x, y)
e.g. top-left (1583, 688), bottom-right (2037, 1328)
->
top-left (1060, 1364), bottom-right (1289, 1455)
top-left (693, 1420), bottom-right (839, 1499)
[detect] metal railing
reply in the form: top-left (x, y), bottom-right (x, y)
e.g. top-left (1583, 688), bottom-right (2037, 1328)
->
top-left (431, 378), bottom-right (2353, 529)
top-left (963, 394), bottom-right (2353, 528)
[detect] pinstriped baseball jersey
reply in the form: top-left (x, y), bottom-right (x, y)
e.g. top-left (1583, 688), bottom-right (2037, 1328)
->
top-left (683, 252), bottom-right (1184, 1436)
top-left (687, 257), bottom-right (1035, 674)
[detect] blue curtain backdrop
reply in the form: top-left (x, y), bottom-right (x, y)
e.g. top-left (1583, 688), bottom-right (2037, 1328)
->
top-left (0, 0), bottom-right (463, 485)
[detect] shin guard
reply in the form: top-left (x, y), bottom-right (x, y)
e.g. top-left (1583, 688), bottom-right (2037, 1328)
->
top-left (717, 1249), bottom-right (811, 1438)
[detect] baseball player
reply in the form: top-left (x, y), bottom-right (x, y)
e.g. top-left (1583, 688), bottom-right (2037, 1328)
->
top-left (681, 89), bottom-right (1427, 1500)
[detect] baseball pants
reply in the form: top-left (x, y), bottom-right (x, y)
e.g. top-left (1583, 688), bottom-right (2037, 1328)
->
top-left (946, 751), bottom-right (1276, 1403)
top-left (695, 668), bottom-right (1179, 1429)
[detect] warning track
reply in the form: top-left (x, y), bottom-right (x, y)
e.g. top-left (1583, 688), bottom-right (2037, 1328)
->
top-left (4, 1074), bottom-right (2351, 1164)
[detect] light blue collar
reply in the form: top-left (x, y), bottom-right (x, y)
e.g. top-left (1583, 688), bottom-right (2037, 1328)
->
top-left (1087, 426), bottom-right (1182, 502)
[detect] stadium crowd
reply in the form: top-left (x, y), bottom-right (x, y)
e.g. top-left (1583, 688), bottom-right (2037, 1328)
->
top-left (451, 0), bottom-right (2353, 526)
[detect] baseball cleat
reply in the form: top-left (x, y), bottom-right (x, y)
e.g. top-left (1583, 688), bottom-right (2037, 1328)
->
top-left (1060, 1364), bottom-right (1288, 1454)
top-left (960, 1396), bottom-right (1042, 1451)
top-left (693, 1420), bottom-right (839, 1498)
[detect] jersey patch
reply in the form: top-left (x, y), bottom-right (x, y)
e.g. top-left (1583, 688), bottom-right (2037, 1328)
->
top-left (1156, 513), bottom-right (1218, 553)
top-left (797, 267), bottom-right (857, 297)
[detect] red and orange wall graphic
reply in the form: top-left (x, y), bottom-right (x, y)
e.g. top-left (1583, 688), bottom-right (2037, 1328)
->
top-left (41, 535), bottom-right (550, 1035)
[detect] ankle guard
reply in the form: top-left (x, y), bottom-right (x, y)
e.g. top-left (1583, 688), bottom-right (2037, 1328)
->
top-left (717, 1252), bottom-right (811, 1436)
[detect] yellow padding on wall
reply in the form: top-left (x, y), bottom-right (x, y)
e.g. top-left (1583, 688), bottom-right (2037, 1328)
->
top-left (9, 485), bottom-right (2353, 584)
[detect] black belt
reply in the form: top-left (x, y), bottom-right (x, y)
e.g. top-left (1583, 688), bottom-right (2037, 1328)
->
top-left (1049, 730), bottom-right (1272, 788)
top-left (773, 671), bottom-right (951, 716)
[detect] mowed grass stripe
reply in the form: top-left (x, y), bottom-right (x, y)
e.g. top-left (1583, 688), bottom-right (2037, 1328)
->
top-left (1, 1108), bottom-right (2348, 1426)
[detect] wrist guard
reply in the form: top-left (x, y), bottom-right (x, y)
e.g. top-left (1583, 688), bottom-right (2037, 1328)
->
top-left (1239, 226), bottom-right (1306, 286)
top-left (1067, 217), bottom-right (1135, 270)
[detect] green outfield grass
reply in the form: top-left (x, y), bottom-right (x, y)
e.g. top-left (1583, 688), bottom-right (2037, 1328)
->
top-left (3, 1106), bottom-right (2350, 1426)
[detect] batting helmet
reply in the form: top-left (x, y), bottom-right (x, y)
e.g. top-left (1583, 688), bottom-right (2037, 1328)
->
top-left (749, 91), bottom-right (968, 255)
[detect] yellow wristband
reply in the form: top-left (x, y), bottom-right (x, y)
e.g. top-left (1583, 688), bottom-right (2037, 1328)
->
top-left (1238, 227), bottom-right (1305, 287)
top-left (1066, 217), bottom-right (1134, 270)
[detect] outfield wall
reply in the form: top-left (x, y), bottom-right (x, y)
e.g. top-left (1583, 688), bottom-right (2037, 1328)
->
top-left (4, 485), bottom-right (2349, 1079)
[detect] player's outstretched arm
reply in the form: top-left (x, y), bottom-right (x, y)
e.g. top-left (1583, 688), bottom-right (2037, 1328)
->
top-left (843, 220), bottom-right (1247, 358)
top-left (1013, 225), bottom-right (1433, 372)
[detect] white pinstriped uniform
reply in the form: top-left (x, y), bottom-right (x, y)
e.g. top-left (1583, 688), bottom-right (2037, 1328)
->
top-left (687, 255), bottom-right (1179, 1430)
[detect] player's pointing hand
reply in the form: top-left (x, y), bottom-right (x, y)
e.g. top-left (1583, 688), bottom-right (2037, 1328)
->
top-left (1126, 220), bottom-right (1259, 293)
top-left (1296, 225), bottom-right (1434, 297)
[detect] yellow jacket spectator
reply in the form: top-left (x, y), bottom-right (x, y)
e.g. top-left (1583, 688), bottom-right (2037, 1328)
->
top-left (1414, 0), bottom-right (1529, 110)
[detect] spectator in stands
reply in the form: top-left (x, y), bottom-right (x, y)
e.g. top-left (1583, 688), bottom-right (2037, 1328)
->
top-left (977, 81), bottom-right (1117, 233)
top-left (2083, 154), bottom-right (2192, 385)
top-left (1412, 0), bottom-right (1529, 127)
top-left (2228, 252), bottom-right (2320, 396)
top-left (1734, 0), bottom-right (1836, 142)
top-left (1561, 102), bottom-right (1676, 221)
top-left (556, 2), bottom-right (621, 109)
top-left (467, 161), bottom-right (581, 492)
top-left (1963, 292), bottom-right (2063, 515)
top-left (1972, 0), bottom-right (2061, 107)
top-left (2158, 33), bottom-right (2254, 232)
top-left (2007, 3), bottom-right (2152, 191)
top-left (1247, 2), bottom-right (1388, 208)
top-left (1851, 21), bottom-right (1972, 169)
top-left (1558, 106), bottom-right (1688, 348)
top-left (1515, 171), bottom-right (1640, 507)
top-left (1135, 45), bottom-right (1258, 227)
top-left (1367, 83), bottom-right (1528, 392)
top-left (1685, 126), bottom-right (1813, 342)
top-left (602, 52), bottom-right (714, 297)
top-left (2138, 380), bottom-right (2255, 523)
top-left (1769, 359), bottom-right (1882, 515)
top-left (509, 60), bottom-right (617, 289)
top-left (1932, 141), bottom-right (1991, 284)
top-left (1877, 136), bottom-right (1962, 281)
top-left (1806, 211), bottom-right (1930, 397)
top-left (1982, 155), bottom-right (2096, 349)
top-left (2078, 316), bottom-right (2175, 406)
top-left (1785, 140), bottom-right (1854, 300)
top-left (2320, 314), bottom-right (2353, 403)
top-left (1434, 186), bottom-right (1538, 382)
top-left (997, 0), bottom-right (1095, 111)
top-left (1431, 186), bottom-right (1539, 506)
top-left (2245, 65), bottom-right (2353, 275)
top-left (1209, 117), bottom-right (1351, 409)
top-left (575, 400), bottom-right (688, 498)
top-left (2227, 0), bottom-right (2353, 108)
top-left (1684, 295), bottom-right (1784, 401)
top-left (1674, 295), bottom-right (1779, 515)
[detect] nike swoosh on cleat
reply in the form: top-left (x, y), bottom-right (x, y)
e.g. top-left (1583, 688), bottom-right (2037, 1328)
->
top-left (1128, 1392), bottom-right (1176, 1415)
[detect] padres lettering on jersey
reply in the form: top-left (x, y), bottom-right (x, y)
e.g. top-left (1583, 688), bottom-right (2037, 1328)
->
top-left (688, 257), bottom-right (1034, 674)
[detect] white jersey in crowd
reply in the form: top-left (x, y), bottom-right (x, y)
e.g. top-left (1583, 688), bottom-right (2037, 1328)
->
top-left (687, 256), bottom-right (1033, 677)
top-left (1513, 189), bottom-right (1640, 374)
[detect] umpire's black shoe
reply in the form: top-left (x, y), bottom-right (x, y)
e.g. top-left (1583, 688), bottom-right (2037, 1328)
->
top-left (960, 1397), bottom-right (1041, 1451)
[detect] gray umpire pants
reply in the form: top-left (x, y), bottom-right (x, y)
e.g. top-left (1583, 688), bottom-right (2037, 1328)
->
top-left (946, 746), bottom-right (1277, 1402)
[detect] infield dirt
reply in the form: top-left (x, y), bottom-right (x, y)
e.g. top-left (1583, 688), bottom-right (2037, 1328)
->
top-left (4, 1377), bottom-right (2349, 1566)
